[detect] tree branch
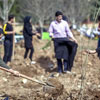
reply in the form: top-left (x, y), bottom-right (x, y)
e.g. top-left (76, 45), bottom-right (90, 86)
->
top-left (8, 0), bottom-right (15, 13)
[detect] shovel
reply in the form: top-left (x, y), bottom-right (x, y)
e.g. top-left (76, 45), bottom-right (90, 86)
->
top-left (0, 66), bottom-right (55, 87)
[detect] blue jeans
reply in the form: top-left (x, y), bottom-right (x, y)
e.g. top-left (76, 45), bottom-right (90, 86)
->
top-left (3, 40), bottom-right (13, 63)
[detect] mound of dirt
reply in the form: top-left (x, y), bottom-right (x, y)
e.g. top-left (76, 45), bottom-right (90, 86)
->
top-left (0, 33), bottom-right (100, 100)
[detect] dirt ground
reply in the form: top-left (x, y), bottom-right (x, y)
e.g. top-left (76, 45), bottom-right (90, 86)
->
top-left (0, 31), bottom-right (100, 100)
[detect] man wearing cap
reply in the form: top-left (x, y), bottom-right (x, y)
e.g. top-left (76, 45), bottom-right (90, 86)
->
top-left (49, 11), bottom-right (78, 75)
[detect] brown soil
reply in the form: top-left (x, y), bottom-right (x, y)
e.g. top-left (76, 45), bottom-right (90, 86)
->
top-left (0, 32), bottom-right (100, 100)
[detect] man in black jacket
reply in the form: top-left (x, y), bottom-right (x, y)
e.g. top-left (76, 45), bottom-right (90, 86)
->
top-left (3, 15), bottom-right (15, 64)
top-left (0, 28), bottom-right (20, 76)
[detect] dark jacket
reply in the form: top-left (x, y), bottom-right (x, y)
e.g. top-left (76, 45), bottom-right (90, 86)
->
top-left (23, 16), bottom-right (35, 48)
top-left (3, 23), bottom-right (13, 42)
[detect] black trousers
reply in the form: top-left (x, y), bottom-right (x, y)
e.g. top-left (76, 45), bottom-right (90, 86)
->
top-left (24, 46), bottom-right (34, 61)
top-left (53, 38), bottom-right (78, 72)
top-left (3, 40), bottom-right (13, 63)
top-left (57, 59), bottom-right (67, 73)
top-left (66, 41), bottom-right (78, 71)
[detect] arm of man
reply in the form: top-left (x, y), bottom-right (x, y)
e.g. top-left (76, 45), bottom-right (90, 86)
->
top-left (48, 22), bottom-right (54, 38)
top-left (86, 50), bottom-right (96, 54)
top-left (65, 22), bottom-right (77, 43)
top-left (3, 24), bottom-right (15, 35)
top-left (4, 31), bottom-right (15, 35)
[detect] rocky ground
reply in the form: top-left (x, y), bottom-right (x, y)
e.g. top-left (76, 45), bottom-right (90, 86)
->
top-left (0, 31), bottom-right (100, 100)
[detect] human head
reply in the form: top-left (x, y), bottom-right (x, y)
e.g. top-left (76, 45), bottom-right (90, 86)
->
top-left (8, 15), bottom-right (15, 23)
top-left (62, 15), bottom-right (68, 22)
top-left (55, 11), bottom-right (63, 23)
top-left (24, 16), bottom-right (32, 24)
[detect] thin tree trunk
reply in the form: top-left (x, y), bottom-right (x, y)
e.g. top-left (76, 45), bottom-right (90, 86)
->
top-left (3, 0), bottom-right (15, 24)
top-left (39, 19), bottom-right (44, 38)
top-left (39, 19), bottom-right (43, 33)
top-left (3, 0), bottom-right (8, 24)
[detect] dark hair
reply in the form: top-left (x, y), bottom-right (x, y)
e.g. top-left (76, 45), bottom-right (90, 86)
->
top-left (62, 15), bottom-right (68, 21)
top-left (24, 16), bottom-right (31, 24)
top-left (55, 11), bottom-right (63, 17)
top-left (8, 15), bottom-right (15, 21)
top-left (98, 15), bottom-right (100, 21)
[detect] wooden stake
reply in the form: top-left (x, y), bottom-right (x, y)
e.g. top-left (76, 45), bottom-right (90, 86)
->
top-left (12, 19), bottom-right (15, 60)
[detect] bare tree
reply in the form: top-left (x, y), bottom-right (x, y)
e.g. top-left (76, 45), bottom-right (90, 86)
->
top-left (20, 0), bottom-right (62, 33)
top-left (61, 0), bottom-right (91, 24)
top-left (0, 0), bottom-right (15, 23)
top-left (19, 0), bottom-right (92, 26)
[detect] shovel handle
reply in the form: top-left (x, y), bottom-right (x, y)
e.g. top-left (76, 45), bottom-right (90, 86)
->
top-left (19, 73), bottom-right (46, 85)
top-left (0, 66), bottom-right (14, 74)
top-left (0, 66), bottom-right (46, 85)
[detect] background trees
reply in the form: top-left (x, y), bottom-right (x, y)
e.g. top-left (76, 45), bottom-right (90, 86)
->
top-left (61, 0), bottom-right (91, 24)
top-left (0, 0), bottom-right (100, 25)
top-left (0, 0), bottom-right (15, 23)
top-left (19, 0), bottom-right (63, 32)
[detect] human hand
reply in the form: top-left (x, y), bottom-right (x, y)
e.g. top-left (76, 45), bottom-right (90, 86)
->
top-left (74, 39), bottom-right (78, 44)
top-left (9, 69), bottom-right (20, 77)
top-left (0, 34), bottom-right (2, 39)
top-left (12, 31), bottom-right (16, 34)
top-left (36, 33), bottom-right (41, 37)
top-left (85, 50), bottom-right (96, 54)
top-left (71, 38), bottom-right (78, 44)
top-left (50, 33), bottom-right (54, 39)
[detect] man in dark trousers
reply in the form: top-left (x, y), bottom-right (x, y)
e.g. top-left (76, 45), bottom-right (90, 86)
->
top-left (0, 28), bottom-right (20, 76)
top-left (49, 11), bottom-right (78, 75)
top-left (3, 15), bottom-right (15, 64)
